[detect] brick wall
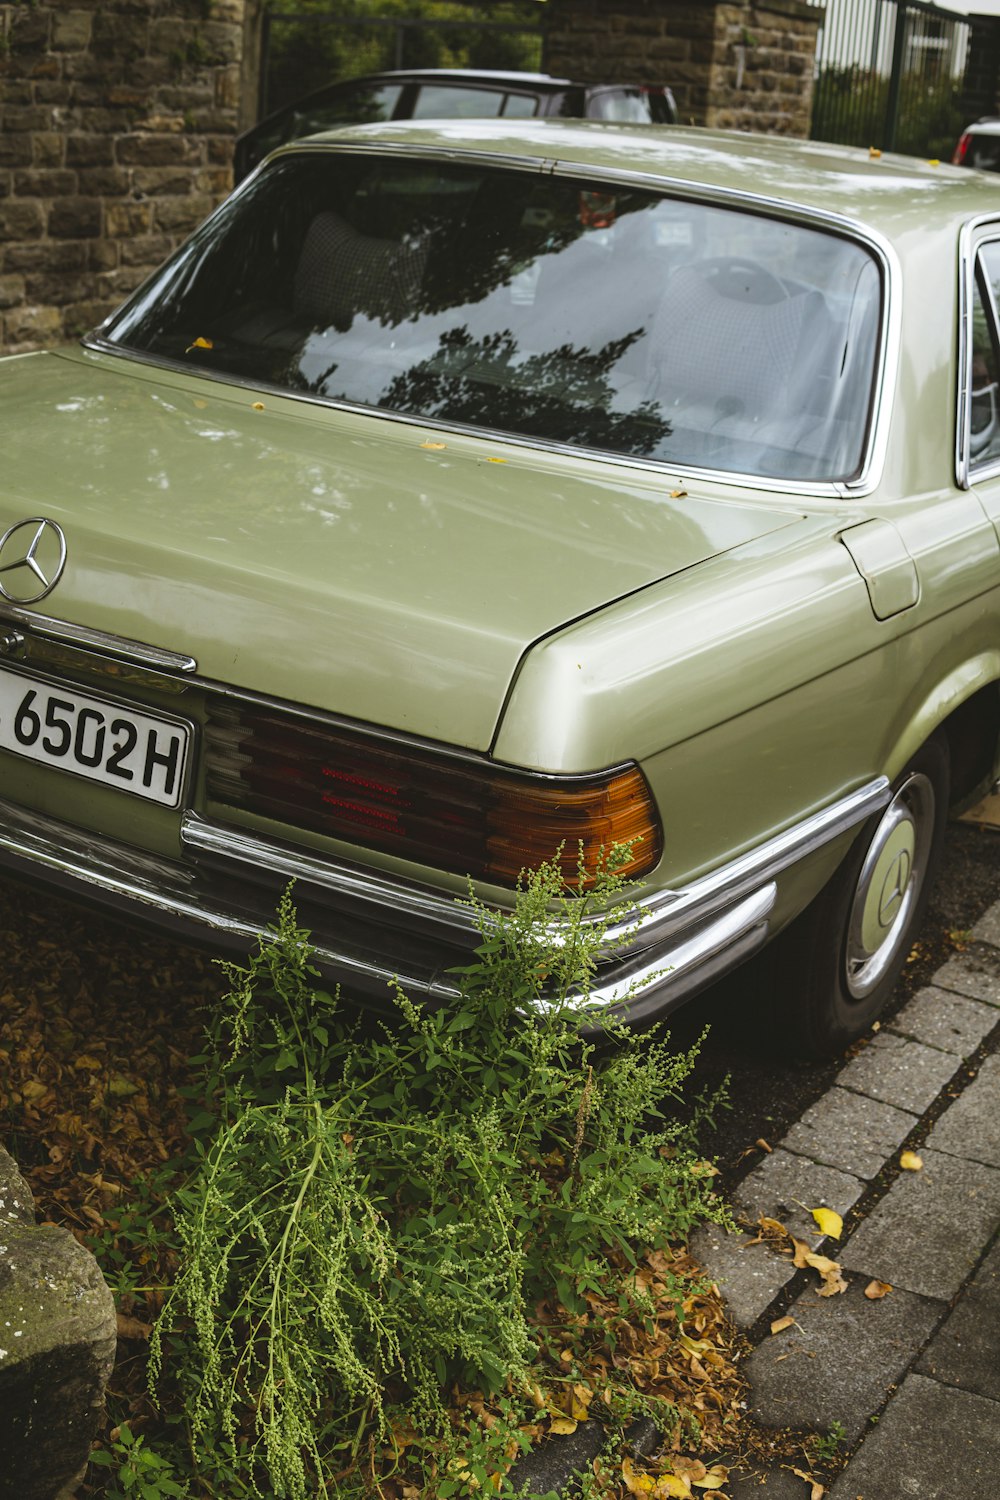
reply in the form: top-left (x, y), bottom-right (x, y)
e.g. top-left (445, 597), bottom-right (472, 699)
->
top-left (0, 0), bottom-right (258, 355)
top-left (545, 0), bottom-right (822, 136)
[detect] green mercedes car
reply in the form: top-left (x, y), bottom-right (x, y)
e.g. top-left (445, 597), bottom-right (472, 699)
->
top-left (2, 120), bottom-right (999, 1055)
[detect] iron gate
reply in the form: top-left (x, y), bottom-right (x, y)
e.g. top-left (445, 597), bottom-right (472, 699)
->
top-left (259, 4), bottom-right (545, 120)
top-left (808, 0), bottom-right (984, 159)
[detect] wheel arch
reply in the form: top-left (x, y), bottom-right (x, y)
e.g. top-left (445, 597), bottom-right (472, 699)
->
top-left (883, 655), bottom-right (1000, 804)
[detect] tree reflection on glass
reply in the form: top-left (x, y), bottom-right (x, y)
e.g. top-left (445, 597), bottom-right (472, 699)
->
top-left (377, 325), bottom-right (671, 456)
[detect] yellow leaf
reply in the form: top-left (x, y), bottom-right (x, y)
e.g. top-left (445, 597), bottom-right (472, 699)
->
top-left (670, 489), bottom-right (688, 498)
top-left (864, 1279), bottom-right (893, 1300)
top-left (21, 1080), bottom-right (48, 1101)
top-left (549, 1417), bottom-right (578, 1436)
top-left (693, 1466), bottom-right (729, 1490)
top-left (658, 1477), bottom-right (692, 1497)
top-left (420, 441), bottom-right (447, 450)
top-left (810, 1207), bottom-right (843, 1240)
top-left (770, 1315), bottom-right (796, 1336)
top-left (622, 1456), bottom-right (656, 1494)
top-left (184, 336), bottom-right (213, 352)
top-left (900, 1151), bottom-right (923, 1171)
top-left (487, 456), bottom-right (507, 464)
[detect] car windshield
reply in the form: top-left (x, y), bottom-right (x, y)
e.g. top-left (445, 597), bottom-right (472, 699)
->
top-left (102, 152), bottom-right (882, 482)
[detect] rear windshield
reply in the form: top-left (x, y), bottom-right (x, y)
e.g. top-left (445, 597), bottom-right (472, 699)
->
top-left (102, 152), bottom-right (882, 482)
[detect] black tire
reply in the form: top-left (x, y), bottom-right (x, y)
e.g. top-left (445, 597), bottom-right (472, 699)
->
top-left (768, 734), bottom-right (950, 1059)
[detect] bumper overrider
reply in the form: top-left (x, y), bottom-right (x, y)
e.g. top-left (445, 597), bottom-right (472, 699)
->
top-left (0, 778), bottom-right (889, 1027)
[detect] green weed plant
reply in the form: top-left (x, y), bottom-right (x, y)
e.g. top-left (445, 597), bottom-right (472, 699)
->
top-left (149, 855), bottom-right (726, 1497)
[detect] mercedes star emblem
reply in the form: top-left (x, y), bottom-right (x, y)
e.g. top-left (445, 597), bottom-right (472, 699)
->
top-left (0, 517), bottom-right (68, 604)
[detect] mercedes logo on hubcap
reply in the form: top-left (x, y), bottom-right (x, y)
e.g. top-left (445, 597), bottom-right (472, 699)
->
top-left (0, 517), bottom-right (68, 604)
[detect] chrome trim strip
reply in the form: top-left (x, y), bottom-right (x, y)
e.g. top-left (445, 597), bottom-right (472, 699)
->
top-left (83, 138), bottom-right (900, 502)
top-left (599, 775), bottom-right (889, 956)
top-left (183, 775), bottom-right (889, 959)
top-left (956, 214), bottom-right (1000, 490)
top-left (0, 603), bottom-right (198, 673)
top-left (0, 779), bottom-right (879, 1022)
top-left (182, 812), bottom-right (484, 939)
top-left (577, 885), bottom-right (776, 1025)
top-left (0, 795), bottom-right (461, 1001)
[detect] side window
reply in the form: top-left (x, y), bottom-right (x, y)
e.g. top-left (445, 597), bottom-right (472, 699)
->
top-left (969, 245), bottom-right (1000, 469)
top-left (502, 93), bottom-right (538, 118)
top-left (411, 86), bottom-right (505, 119)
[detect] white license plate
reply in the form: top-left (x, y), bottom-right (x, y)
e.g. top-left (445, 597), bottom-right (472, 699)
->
top-left (0, 667), bottom-right (191, 808)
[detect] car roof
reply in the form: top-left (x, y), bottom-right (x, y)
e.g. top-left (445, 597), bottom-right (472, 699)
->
top-left (278, 117), bottom-right (1000, 241)
top-left (336, 68), bottom-right (580, 89)
top-left (964, 118), bottom-right (1000, 138)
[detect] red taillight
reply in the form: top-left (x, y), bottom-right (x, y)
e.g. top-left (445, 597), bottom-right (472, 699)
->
top-left (954, 132), bottom-right (971, 165)
top-left (204, 701), bottom-right (662, 888)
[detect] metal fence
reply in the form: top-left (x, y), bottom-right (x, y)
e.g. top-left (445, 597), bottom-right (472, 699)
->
top-left (809, 0), bottom-right (976, 158)
top-left (258, 6), bottom-right (544, 119)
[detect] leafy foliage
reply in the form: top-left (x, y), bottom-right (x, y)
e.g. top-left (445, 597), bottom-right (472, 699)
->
top-left (262, 1), bottom-right (544, 116)
top-left (149, 859), bottom-right (727, 1497)
top-left (811, 63), bottom-right (967, 162)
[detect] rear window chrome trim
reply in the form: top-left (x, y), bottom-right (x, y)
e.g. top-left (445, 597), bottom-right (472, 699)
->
top-left (86, 141), bottom-right (897, 501)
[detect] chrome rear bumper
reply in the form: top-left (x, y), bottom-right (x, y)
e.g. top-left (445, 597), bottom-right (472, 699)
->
top-left (0, 777), bottom-right (889, 1024)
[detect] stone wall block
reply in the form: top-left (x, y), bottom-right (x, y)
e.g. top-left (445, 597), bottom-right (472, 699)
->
top-left (5, 242), bottom-right (87, 275)
top-left (52, 11), bottom-right (93, 52)
top-left (0, 199), bottom-right (45, 241)
top-left (105, 200), bottom-right (152, 238)
top-left (120, 233), bottom-right (173, 267)
top-left (152, 193), bottom-right (214, 233)
top-left (6, 9), bottom-right (50, 52)
top-left (33, 133), bottom-right (64, 168)
top-left (65, 134), bottom-right (114, 169)
top-left (115, 133), bottom-right (201, 166)
top-left (0, 274), bottom-right (26, 309)
top-left (48, 196), bottom-right (101, 239)
top-left (77, 166), bottom-right (131, 198)
top-left (0, 1146), bottom-right (117, 1500)
top-left (0, 134), bottom-right (32, 169)
top-left (13, 169), bottom-right (77, 198)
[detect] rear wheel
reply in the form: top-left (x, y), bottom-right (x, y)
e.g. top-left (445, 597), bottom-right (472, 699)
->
top-left (769, 735), bottom-right (950, 1058)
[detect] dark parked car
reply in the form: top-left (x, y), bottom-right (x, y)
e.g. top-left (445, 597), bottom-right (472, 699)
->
top-left (235, 68), bottom-right (678, 181)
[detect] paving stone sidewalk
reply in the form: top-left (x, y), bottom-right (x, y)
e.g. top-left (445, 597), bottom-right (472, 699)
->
top-left (692, 899), bottom-right (1000, 1499)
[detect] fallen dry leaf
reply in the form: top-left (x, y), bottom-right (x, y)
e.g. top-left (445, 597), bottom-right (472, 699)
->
top-left (115, 1312), bottom-right (152, 1341)
top-left (900, 1150), bottom-right (923, 1171)
top-left (810, 1207), bottom-right (843, 1240)
top-left (792, 1466), bottom-right (825, 1498)
top-left (864, 1280), bottom-right (893, 1300)
top-left (548, 1417), bottom-right (578, 1436)
top-left (755, 1138), bottom-right (773, 1153)
top-left (770, 1316), bottom-right (796, 1336)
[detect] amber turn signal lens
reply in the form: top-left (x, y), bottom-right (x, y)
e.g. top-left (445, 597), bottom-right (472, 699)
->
top-left (486, 766), bottom-right (661, 887)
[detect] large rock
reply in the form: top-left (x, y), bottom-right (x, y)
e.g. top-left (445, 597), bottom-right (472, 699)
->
top-left (0, 1146), bottom-right (117, 1500)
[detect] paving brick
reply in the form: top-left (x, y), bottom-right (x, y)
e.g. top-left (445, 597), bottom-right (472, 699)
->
top-left (841, 1148), bottom-right (1000, 1299)
top-left (931, 950), bottom-right (1000, 1007)
top-left (924, 1054), bottom-right (1000, 1168)
top-left (970, 898), bottom-right (1000, 948)
top-left (916, 1233), bottom-right (1000, 1400)
top-left (836, 1031), bottom-right (958, 1114)
top-left (732, 1149), bottom-right (865, 1247)
top-left (828, 1373), bottom-right (1000, 1498)
top-left (689, 1224), bottom-right (796, 1330)
top-left (745, 1278), bottom-right (941, 1444)
top-left (780, 1087), bottom-right (917, 1181)
top-left (887, 985), bottom-right (998, 1056)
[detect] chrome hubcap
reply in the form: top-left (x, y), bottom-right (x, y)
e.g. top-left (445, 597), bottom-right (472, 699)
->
top-left (844, 772), bottom-right (935, 999)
